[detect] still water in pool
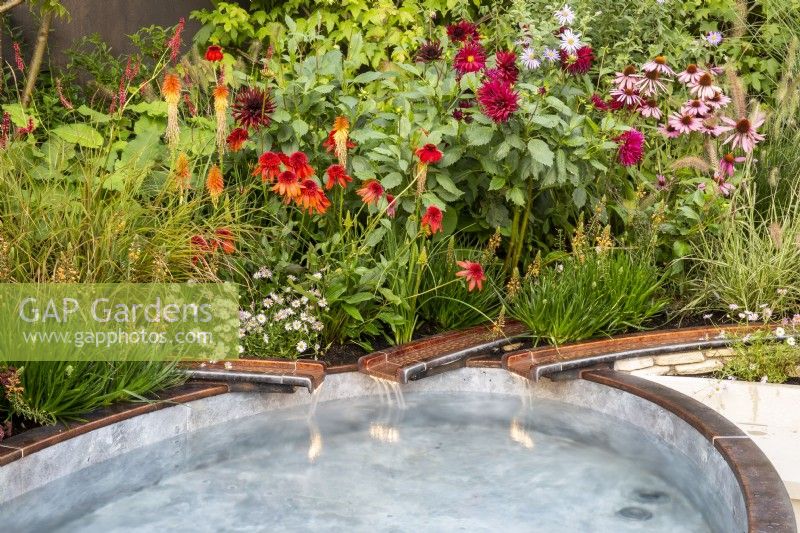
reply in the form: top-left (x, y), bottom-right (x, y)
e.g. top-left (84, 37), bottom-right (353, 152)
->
top-left (6, 392), bottom-right (714, 532)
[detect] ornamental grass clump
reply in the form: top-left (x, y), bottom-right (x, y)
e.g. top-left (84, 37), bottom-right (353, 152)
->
top-left (509, 219), bottom-right (667, 345)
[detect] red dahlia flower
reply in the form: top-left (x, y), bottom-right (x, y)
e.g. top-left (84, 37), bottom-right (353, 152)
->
top-left (205, 45), bottom-right (224, 62)
top-left (421, 205), bottom-right (443, 235)
top-left (446, 21), bottom-right (480, 43)
top-left (494, 50), bottom-right (519, 84)
top-left (416, 40), bottom-right (444, 63)
top-left (253, 151), bottom-right (283, 183)
top-left (559, 46), bottom-right (593, 75)
top-left (232, 87), bottom-right (275, 130)
top-left (325, 164), bottom-right (352, 190)
top-left (226, 128), bottom-right (248, 152)
top-left (477, 79), bottom-right (519, 123)
top-left (416, 144), bottom-right (443, 164)
top-left (455, 260), bottom-right (485, 292)
top-left (357, 180), bottom-right (385, 205)
top-left (615, 129), bottom-right (645, 167)
top-left (454, 41), bottom-right (487, 75)
top-left (281, 151), bottom-right (315, 179)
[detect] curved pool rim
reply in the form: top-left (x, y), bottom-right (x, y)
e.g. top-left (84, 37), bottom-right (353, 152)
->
top-left (0, 327), bottom-right (795, 533)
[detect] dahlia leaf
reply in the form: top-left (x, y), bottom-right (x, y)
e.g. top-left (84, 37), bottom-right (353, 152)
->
top-left (489, 177), bottom-right (506, 191)
top-left (466, 125), bottom-right (495, 146)
top-left (527, 139), bottom-right (554, 167)
top-left (572, 187), bottom-right (587, 209)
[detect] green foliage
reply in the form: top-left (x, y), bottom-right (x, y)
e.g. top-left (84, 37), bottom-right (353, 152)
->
top-left (192, 0), bottom-right (482, 68)
top-left (719, 329), bottom-right (800, 384)
top-left (418, 237), bottom-right (502, 330)
top-left (686, 183), bottom-right (800, 315)
top-left (0, 361), bottom-right (182, 425)
top-left (509, 249), bottom-right (668, 345)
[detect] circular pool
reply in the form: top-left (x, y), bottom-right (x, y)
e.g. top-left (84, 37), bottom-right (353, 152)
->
top-left (0, 368), bottom-right (786, 532)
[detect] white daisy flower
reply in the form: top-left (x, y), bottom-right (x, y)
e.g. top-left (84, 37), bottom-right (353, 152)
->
top-left (543, 48), bottom-right (560, 62)
top-left (554, 4), bottom-right (575, 25)
top-left (256, 313), bottom-right (267, 324)
top-left (559, 29), bottom-right (582, 54)
top-left (704, 31), bottom-right (723, 46)
top-left (787, 337), bottom-right (797, 346)
top-left (296, 340), bottom-right (308, 353)
top-left (521, 48), bottom-right (541, 70)
top-left (318, 298), bottom-right (328, 309)
top-left (775, 327), bottom-right (786, 337)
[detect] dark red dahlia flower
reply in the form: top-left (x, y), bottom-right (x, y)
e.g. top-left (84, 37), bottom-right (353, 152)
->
top-left (454, 41), bottom-right (487, 75)
top-left (232, 87), bottom-right (275, 130)
top-left (477, 79), bottom-right (519, 123)
top-left (494, 50), bottom-right (519, 84)
top-left (590, 94), bottom-right (609, 111)
top-left (446, 21), bottom-right (480, 43)
top-left (415, 40), bottom-right (443, 63)
top-left (559, 46), bottom-right (593, 75)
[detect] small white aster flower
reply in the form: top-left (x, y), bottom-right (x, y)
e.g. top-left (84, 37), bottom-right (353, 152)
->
top-left (291, 320), bottom-right (302, 331)
top-left (287, 274), bottom-right (297, 282)
top-left (263, 333), bottom-right (269, 344)
top-left (728, 303), bottom-right (739, 310)
top-left (296, 340), bottom-right (308, 353)
top-left (237, 345), bottom-right (245, 354)
top-left (224, 361), bottom-right (233, 370)
top-left (705, 31), bottom-right (723, 46)
top-left (775, 327), bottom-right (786, 337)
top-left (702, 313), bottom-right (713, 319)
top-left (559, 29), bottom-right (582, 54)
top-left (554, 4), bottom-right (575, 25)
top-left (520, 48), bottom-right (541, 70)
top-left (314, 343), bottom-right (320, 351)
top-left (256, 313), bottom-right (267, 324)
top-left (291, 299), bottom-right (302, 308)
top-left (318, 298), bottom-right (328, 309)
top-left (787, 336), bottom-right (796, 346)
top-left (312, 272), bottom-right (323, 280)
top-left (543, 48), bottom-right (560, 62)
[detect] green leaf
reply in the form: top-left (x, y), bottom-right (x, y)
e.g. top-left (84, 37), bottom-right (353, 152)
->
top-left (1, 103), bottom-right (38, 129)
top-left (505, 187), bottom-right (526, 206)
top-left (344, 292), bottom-right (374, 304)
top-left (351, 71), bottom-right (383, 84)
top-left (76, 105), bottom-right (111, 124)
top-left (528, 139), bottom-right (554, 167)
top-left (466, 125), bottom-right (495, 146)
top-left (52, 123), bottom-right (104, 148)
top-left (341, 304), bottom-right (364, 321)
top-left (381, 172), bottom-right (403, 189)
top-left (488, 177), bottom-right (506, 191)
top-left (434, 174), bottom-right (463, 196)
top-left (291, 118), bottom-right (309, 137)
top-left (128, 100), bottom-right (168, 117)
top-left (572, 187), bottom-right (587, 208)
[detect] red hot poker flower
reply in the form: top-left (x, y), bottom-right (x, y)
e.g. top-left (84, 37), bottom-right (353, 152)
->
top-left (325, 164), bottom-right (352, 190)
top-left (357, 180), bottom-right (384, 205)
top-left (421, 205), bottom-right (443, 235)
top-left (416, 144), bottom-right (443, 164)
top-left (205, 45), bottom-right (224, 62)
top-left (455, 260), bottom-right (485, 292)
